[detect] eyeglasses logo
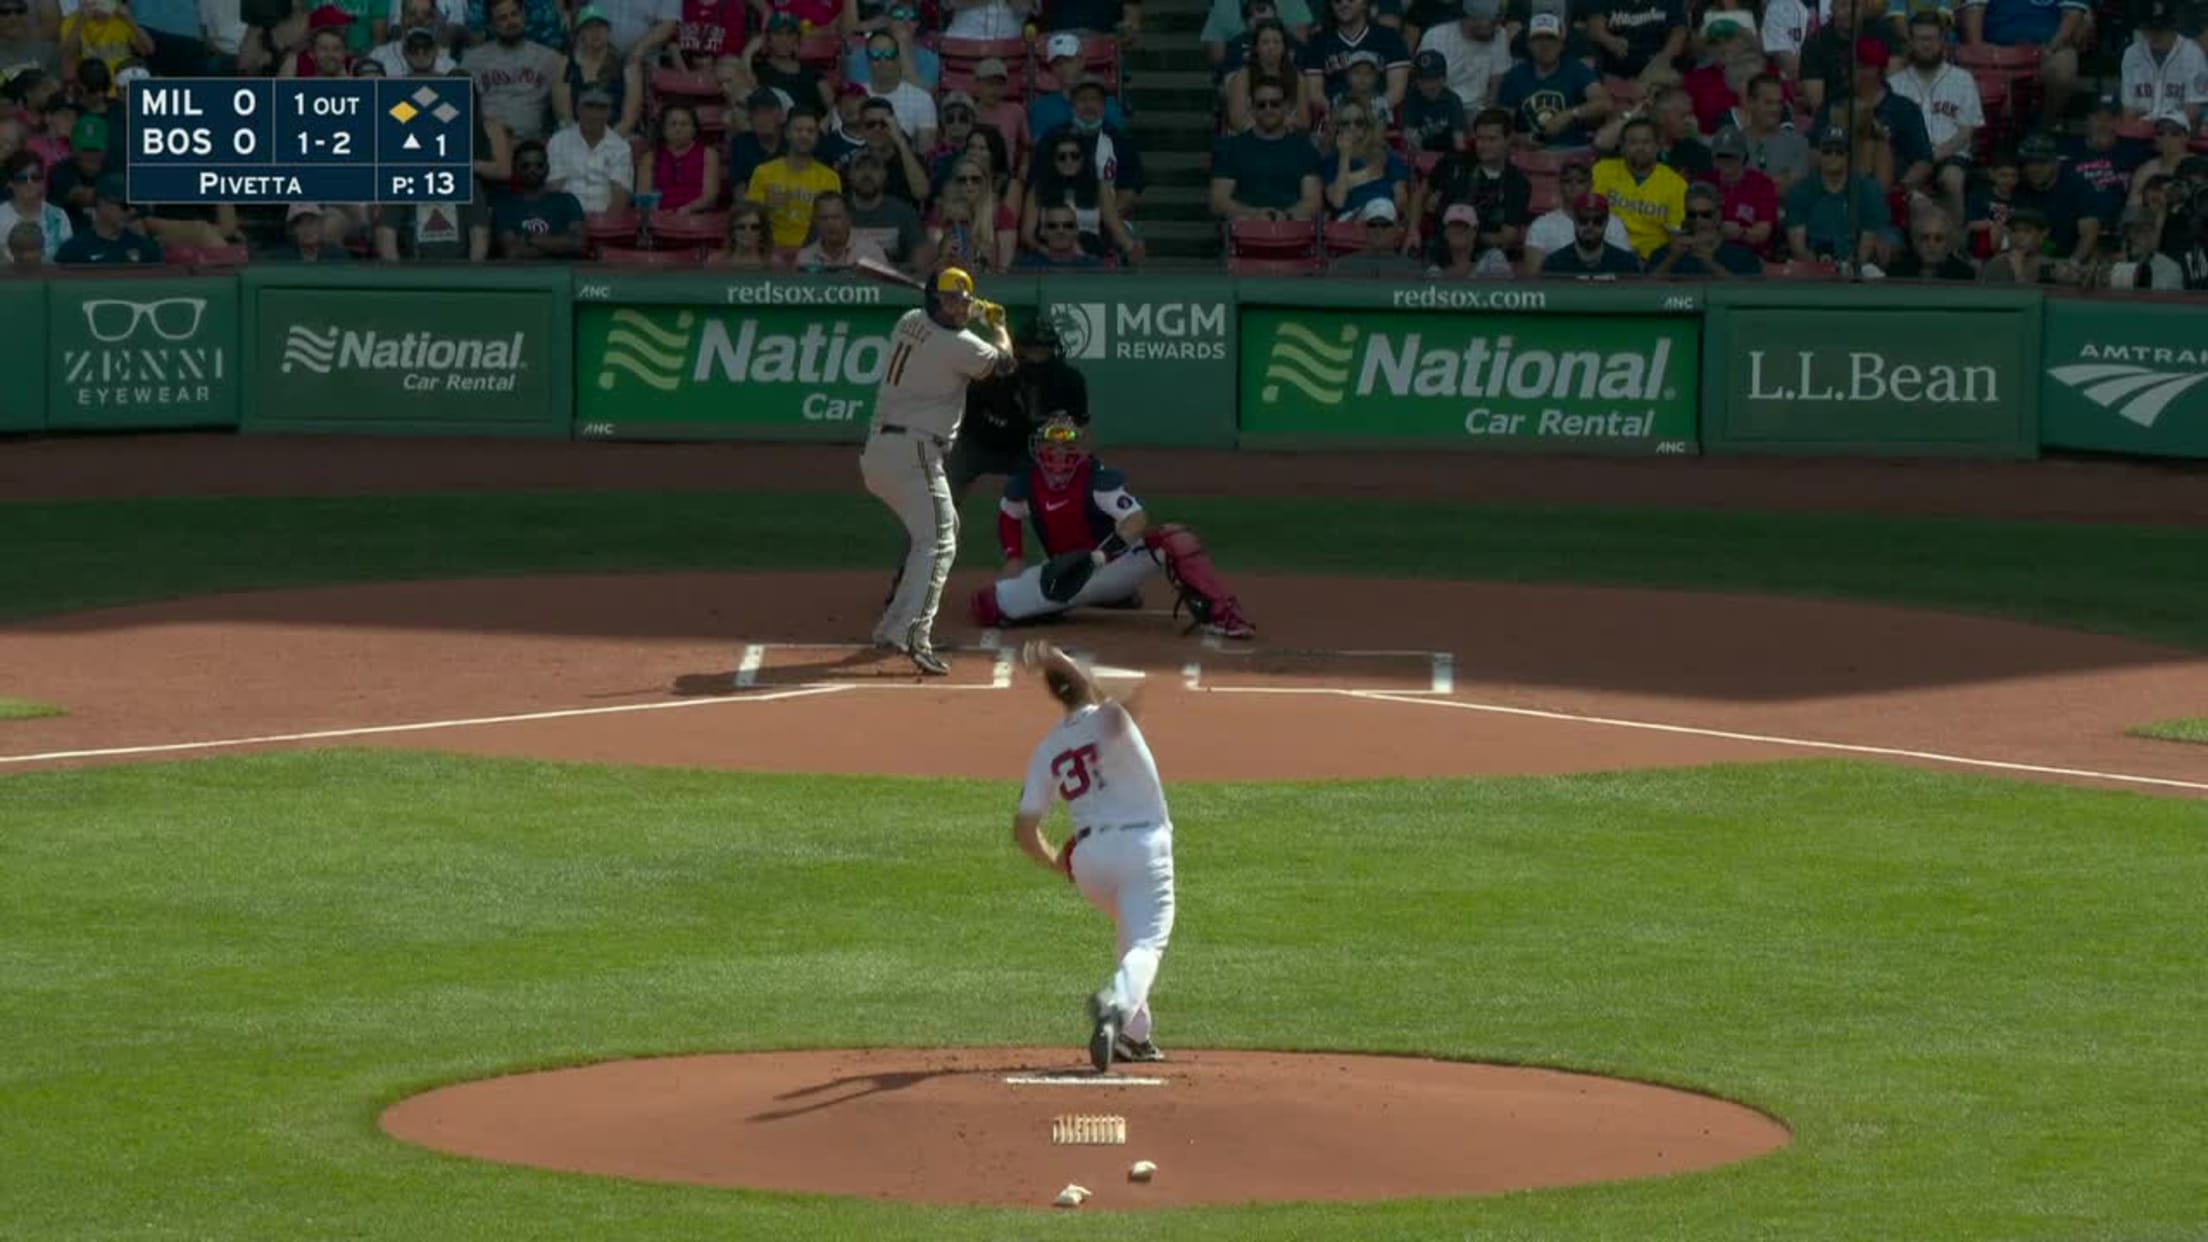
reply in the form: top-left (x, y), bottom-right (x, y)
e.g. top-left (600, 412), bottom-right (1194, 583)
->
top-left (82, 297), bottom-right (207, 343)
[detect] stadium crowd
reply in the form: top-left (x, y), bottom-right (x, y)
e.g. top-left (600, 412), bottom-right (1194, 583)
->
top-left (0, 0), bottom-right (2201, 284)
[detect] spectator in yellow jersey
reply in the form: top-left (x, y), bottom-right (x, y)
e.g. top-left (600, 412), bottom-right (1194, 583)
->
top-left (1591, 115), bottom-right (1686, 257)
top-left (746, 108), bottom-right (842, 250)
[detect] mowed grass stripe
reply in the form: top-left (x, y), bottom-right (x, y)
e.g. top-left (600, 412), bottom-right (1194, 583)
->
top-left (2, 750), bottom-right (2204, 1240)
top-left (3, 490), bottom-right (2206, 649)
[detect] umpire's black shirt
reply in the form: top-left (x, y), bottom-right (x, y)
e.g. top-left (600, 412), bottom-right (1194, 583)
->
top-left (962, 358), bottom-right (1091, 456)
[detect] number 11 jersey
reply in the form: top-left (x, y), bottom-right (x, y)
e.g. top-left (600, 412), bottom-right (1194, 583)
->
top-left (1018, 703), bottom-right (1171, 832)
top-left (870, 308), bottom-right (1008, 443)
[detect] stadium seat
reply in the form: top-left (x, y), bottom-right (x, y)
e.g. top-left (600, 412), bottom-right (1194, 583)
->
top-left (695, 103), bottom-right (728, 137)
top-left (587, 209), bottom-right (642, 246)
top-left (797, 31), bottom-right (842, 71)
top-left (651, 67), bottom-right (721, 102)
top-left (1318, 219), bottom-right (1367, 256)
top-left (1226, 217), bottom-right (1316, 258)
top-left (1510, 149), bottom-right (1564, 175)
top-left (1527, 174), bottom-right (1560, 213)
top-left (938, 35), bottom-right (1028, 72)
top-left (1226, 256), bottom-right (1320, 275)
top-left (1412, 149), bottom-right (1444, 179)
top-left (645, 210), bottom-right (728, 248)
top-left (1955, 43), bottom-right (2042, 72)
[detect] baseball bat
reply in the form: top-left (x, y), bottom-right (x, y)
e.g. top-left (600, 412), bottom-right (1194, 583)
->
top-left (854, 255), bottom-right (924, 292)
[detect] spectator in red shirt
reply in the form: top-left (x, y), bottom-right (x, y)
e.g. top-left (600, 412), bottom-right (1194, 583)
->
top-left (281, 6), bottom-right (355, 77)
top-left (1708, 124), bottom-right (1776, 254)
top-left (1680, 9), bottom-right (1771, 137)
top-left (675, 0), bottom-right (747, 68)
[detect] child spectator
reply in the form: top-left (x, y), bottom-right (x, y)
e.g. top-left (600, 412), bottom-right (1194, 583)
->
top-left (1331, 48), bottom-right (1394, 127)
top-left (1401, 50), bottom-right (1467, 151)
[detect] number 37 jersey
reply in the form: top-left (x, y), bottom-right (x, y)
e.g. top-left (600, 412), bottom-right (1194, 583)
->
top-left (1017, 703), bottom-right (1172, 832)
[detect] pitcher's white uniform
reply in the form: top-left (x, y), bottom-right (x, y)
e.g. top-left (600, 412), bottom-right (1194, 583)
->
top-left (1020, 700), bottom-right (1176, 1048)
top-left (862, 301), bottom-right (1013, 652)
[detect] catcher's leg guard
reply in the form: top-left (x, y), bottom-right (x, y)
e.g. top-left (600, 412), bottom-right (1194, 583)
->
top-left (969, 582), bottom-right (1007, 627)
top-left (1142, 523), bottom-right (1254, 639)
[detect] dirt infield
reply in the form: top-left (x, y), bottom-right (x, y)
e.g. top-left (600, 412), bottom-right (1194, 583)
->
top-left (378, 1048), bottom-right (1792, 1209)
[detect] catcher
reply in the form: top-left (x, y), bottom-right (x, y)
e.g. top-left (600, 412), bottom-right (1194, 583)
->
top-left (968, 416), bottom-right (1256, 640)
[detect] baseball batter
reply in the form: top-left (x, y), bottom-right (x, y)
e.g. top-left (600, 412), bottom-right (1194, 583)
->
top-left (861, 267), bottom-right (1017, 675)
top-left (970, 417), bottom-right (1256, 639)
top-left (1012, 640), bottom-right (1174, 1071)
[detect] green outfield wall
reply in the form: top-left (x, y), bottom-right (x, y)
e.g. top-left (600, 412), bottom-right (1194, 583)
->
top-left (6, 269), bottom-right (2206, 460)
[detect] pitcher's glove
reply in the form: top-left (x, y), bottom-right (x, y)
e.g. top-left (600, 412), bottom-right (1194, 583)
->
top-left (1038, 548), bottom-right (1103, 603)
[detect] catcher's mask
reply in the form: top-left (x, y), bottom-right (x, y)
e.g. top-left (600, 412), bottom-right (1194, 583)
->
top-left (1015, 315), bottom-right (1062, 363)
top-left (926, 266), bottom-right (976, 329)
top-left (1031, 415), bottom-right (1089, 490)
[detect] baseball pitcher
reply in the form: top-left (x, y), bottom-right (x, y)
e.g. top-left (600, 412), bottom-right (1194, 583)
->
top-left (861, 266), bottom-right (1017, 676)
top-left (968, 417), bottom-right (1256, 640)
top-left (1012, 640), bottom-right (1174, 1072)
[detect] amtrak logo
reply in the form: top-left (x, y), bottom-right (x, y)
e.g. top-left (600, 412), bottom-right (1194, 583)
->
top-left (2047, 345), bottom-right (2208, 428)
top-left (1047, 302), bottom-right (1108, 360)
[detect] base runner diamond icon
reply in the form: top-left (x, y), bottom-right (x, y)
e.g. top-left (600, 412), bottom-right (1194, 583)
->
top-left (389, 101), bottom-right (418, 123)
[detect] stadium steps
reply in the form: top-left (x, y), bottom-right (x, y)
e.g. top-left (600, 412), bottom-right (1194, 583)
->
top-left (1126, 0), bottom-right (1225, 261)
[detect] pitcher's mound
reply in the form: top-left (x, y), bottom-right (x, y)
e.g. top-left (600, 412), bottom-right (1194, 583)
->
top-left (380, 1047), bottom-right (1789, 1209)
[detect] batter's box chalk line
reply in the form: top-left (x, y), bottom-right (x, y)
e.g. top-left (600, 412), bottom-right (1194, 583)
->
top-left (1003, 1075), bottom-right (1168, 1087)
top-left (731, 642), bottom-right (1015, 691)
top-left (1183, 647), bottom-right (1456, 696)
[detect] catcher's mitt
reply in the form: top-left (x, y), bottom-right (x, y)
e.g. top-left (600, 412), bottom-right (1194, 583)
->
top-left (1038, 549), bottom-right (1101, 603)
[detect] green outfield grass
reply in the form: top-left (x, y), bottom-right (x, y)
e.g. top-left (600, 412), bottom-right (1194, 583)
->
top-left (2130, 718), bottom-right (2208, 745)
top-left (3, 490), bottom-right (2207, 648)
top-left (1, 751), bottom-right (2203, 1240)
top-left (0, 697), bottom-right (63, 720)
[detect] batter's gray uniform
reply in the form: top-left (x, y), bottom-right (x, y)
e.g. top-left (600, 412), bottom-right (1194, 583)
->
top-left (863, 307), bottom-right (1015, 653)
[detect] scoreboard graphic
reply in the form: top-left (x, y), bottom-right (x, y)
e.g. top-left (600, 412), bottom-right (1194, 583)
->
top-left (126, 79), bottom-right (475, 205)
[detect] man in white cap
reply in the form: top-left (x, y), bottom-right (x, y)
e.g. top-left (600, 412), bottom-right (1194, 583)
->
top-left (1496, 11), bottom-right (1609, 149)
top-left (270, 203), bottom-right (352, 261)
top-left (1328, 197), bottom-right (1422, 275)
top-left (1029, 31), bottom-right (1126, 140)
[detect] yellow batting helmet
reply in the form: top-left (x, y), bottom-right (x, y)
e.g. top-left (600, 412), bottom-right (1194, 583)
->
top-left (932, 267), bottom-right (976, 299)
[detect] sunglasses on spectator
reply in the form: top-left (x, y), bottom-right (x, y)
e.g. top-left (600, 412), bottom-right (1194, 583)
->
top-left (11, 168), bottom-right (44, 182)
top-left (869, 46), bottom-right (898, 59)
top-left (1684, 208), bottom-right (1716, 220)
top-left (1043, 219), bottom-right (1078, 230)
top-left (1055, 148), bottom-right (1083, 161)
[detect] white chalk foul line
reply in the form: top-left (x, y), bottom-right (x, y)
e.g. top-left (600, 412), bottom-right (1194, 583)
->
top-left (1349, 691), bottom-right (2208, 795)
top-left (0, 684), bottom-right (856, 767)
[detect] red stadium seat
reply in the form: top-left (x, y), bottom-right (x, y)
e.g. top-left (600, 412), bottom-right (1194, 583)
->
top-left (1510, 148), bottom-right (1564, 175)
top-left (939, 35), bottom-right (1028, 71)
top-left (1319, 219), bottom-right (1367, 256)
top-left (646, 210), bottom-right (729, 248)
top-left (1226, 217), bottom-right (1316, 258)
top-left (695, 103), bottom-right (728, 136)
top-left (1526, 174), bottom-right (1560, 214)
top-left (797, 31), bottom-right (842, 71)
top-left (587, 209), bottom-right (642, 246)
top-left (651, 67), bottom-right (721, 102)
top-left (1955, 43), bottom-right (2042, 71)
top-left (1226, 256), bottom-right (1319, 275)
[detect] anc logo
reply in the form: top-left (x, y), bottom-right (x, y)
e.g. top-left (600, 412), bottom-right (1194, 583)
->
top-left (1047, 302), bottom-right (1108, 361)
top-left (1259, 322), bottom-right (1361, 405)
top-left (2046, 356), bottom-right (2208, 428)
top-left (597, 309), bottom-right (697, 391)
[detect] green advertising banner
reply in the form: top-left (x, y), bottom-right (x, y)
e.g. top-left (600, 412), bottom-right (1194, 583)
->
top-left (2040, 295), bottom-right (2208, 459)
top-left (1237, 308), bottom-right (1699, 454)
top-left (46, 278), bottom-right (239, 430)
top-left (577, 301), bottom-right (908, 441)
top-left (242, 269), bottom-right (569, 437)
top-left (1702, 286), bottom-right (2038, 458)
top-left (574, 273), bottom-right (1237, 446)
top-left (1035, 277), bottom-right (1237, 447)
top-left (0, 281), bottom-right (44, 433)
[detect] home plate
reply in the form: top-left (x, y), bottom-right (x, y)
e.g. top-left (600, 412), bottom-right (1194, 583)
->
top-left (1003, 1075), bottom-right (1169, 1086)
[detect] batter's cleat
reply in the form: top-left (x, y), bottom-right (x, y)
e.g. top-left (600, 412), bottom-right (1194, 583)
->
top-left (1086, 990), bottom-right (1121, 1074)
top-left (908, 646), bottom-right (951, 677)
top-left (1112, 1033), bottom-right (1165, 1063)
